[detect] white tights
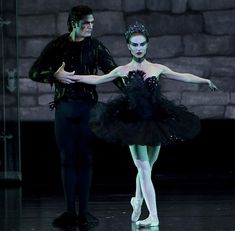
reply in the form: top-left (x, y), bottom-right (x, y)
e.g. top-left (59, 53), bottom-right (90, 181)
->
top-left (129, 145), bottom-right (160, 217)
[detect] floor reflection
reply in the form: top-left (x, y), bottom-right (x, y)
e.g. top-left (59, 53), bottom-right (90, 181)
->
top-left (0, 186), bottom-right (22, 217)
top-left (131, 223), bottom-right (159, 231)
top-left (1, 184), bottom-right (235, 231)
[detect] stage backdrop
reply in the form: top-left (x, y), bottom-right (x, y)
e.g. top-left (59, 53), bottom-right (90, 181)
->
top-left (7, 0), bottom-right (235, 121)
top-left (2, 0), bottom-right (235, 186)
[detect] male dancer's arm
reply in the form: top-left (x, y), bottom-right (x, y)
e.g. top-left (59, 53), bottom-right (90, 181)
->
top-left (29, 38), bottom-right (63, 85)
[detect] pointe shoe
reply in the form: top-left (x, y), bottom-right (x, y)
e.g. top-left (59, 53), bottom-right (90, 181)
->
top-left (136, 215), bottom-right (159, 227)
top-left (130, 197), bottom-right (143, 222)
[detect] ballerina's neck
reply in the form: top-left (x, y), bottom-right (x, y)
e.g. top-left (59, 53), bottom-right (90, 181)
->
top-left (131, 58), bottom-right (147, 69)
top-left (132, 55), bottom-right (146, 63)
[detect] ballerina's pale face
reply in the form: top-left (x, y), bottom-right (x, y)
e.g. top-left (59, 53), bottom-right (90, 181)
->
top-left (127, 34), bottom-right (148, 59)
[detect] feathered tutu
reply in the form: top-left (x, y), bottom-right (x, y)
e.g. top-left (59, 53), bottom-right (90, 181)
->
top-left (89, 70), bottom-right (201, 146)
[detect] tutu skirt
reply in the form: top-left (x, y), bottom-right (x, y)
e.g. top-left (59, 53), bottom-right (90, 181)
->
top-left (89, 72), bottom-right (201, 146)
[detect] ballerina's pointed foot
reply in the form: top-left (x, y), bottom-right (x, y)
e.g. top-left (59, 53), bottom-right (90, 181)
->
top-left (136, 215), bottom-right (159, 227)
top-left (130, 197), bottom-right (143, 222)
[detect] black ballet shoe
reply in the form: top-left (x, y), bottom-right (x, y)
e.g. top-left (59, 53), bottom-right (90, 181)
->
top-left (52, 211), bottom-right (77, 228)
top-left (77, 212), bottom-right (99, 229)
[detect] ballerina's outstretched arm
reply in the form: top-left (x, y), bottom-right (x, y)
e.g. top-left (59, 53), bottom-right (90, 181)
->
top-left (161, 65), bottom-right (218, 91)
top-left (73, 66), bottom-right (122, 85)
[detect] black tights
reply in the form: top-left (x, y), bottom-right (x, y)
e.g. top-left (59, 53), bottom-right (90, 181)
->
top-left (55, 100), bottom-right (94, 215)
top-left (61, 164), bottom-right (92, 215)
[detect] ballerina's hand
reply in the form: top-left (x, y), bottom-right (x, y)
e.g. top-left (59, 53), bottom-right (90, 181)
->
top-left (208, 80), bottom-right (218, 91)
top-left (73, 75), bottom-right (82, 82)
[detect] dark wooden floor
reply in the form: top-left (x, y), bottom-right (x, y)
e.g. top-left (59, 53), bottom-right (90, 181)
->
top-left (1, 180), bottom-right (235, 231)
top-left (1, 120), bottom-right (235, 230)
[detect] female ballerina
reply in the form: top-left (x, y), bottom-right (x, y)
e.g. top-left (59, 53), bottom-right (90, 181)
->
top-left (68, 22), bottom-right (217, 227)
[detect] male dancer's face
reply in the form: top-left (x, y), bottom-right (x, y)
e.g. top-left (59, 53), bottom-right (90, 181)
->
top-left (74, 14), bottom-right (94, 39)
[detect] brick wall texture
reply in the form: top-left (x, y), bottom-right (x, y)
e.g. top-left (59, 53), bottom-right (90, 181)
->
top-left (3, 0), bottom-right (235, 121)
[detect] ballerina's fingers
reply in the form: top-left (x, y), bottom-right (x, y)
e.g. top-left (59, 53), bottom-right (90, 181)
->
top-left (209, 81), bottom-right (218, 91)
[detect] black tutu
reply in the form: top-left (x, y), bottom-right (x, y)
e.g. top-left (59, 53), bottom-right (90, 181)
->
top-left (90, 70), bottom-right (201, 146)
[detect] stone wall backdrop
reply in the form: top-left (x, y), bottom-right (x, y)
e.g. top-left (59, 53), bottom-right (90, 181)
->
top-left (18, 0), bottom-right (235, 121)
top-left (1, 0), bottom-right (234, 185)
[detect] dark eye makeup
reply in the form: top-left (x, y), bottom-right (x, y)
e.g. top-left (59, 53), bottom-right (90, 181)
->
top-left (130, 41), bottom-right (147, 47)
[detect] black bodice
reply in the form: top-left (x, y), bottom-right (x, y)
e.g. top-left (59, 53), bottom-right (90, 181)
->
top-left (122, 70), bottom-right (159, 92)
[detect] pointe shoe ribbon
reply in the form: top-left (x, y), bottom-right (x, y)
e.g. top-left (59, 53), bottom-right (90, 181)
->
top-left (130, 197), bottom-right (143, 222)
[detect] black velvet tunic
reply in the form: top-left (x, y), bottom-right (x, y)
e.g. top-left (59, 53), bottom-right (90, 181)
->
top-left (29, 34), bottom-right (123, 105)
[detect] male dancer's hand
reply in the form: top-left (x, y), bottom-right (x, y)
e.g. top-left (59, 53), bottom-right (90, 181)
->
top-left (54, 62), bottom-right (76, 84)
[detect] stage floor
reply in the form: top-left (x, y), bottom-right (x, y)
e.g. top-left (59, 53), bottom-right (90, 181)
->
top-left (1, 181), bottom-right (235, 231)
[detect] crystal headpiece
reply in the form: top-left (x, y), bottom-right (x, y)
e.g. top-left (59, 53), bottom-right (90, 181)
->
top-left (124, 21), bottom-right (149, 43)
